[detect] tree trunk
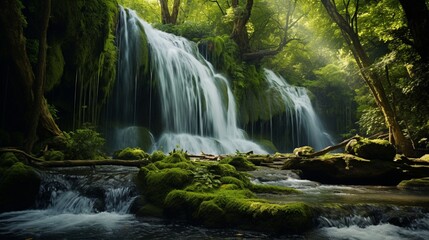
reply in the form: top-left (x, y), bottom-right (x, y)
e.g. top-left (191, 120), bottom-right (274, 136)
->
top-left (25, 0), bottom-right (52, 152)
top-left (160, 0), bottom-right (181, 24)
top-left (321, 0), bottom-right (415, 156)
top-left (230, 0), bottom-right (254, 53)
top-left (0, 0), bottom-right (61, 152)
top-left (399, 0), bottom-right (429, 62)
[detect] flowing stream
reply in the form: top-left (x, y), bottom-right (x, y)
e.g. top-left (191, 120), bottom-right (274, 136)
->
top-left (1, 167), bottom-right (428, 239)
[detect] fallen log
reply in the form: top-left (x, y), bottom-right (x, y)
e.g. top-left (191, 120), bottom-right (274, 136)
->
top-left (0, 148), bottom-right (44, 162)
top-left (306, 136), bottom-right (360, 157)
top-left (31, 159), bottom-right (150, 168)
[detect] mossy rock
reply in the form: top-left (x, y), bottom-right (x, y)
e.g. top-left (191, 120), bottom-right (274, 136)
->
top-left (140, 167), bottom-right (193, 205)
top-left (220, 156), bottom-right (256, 171)
top-left (397, 177), bottom-right (429, 191)
top-left (0, 152), bottom-right (19, 168)
top-left (150, 150), bottom-right (166, 162)
top-left (163, 151), bottom-right (190, 163)
top-left (196, 200), bottom-right (225, 227)
top-left (345, 138), bottom-right (396, 161)
top-left (43, 150), bottom-right (65, 161)
top-left (220, 176), bottom-right (246, 189)
top-left (164, 190), bottom-right (214, 218)
top-left (0, 162), bottom-right (41, 212)
top-left (293, 146), bottom-right (314, 157)
top-left (113, 147), bottom-right (149, 160)
top-left (136, 203), bottom-right (164, 217)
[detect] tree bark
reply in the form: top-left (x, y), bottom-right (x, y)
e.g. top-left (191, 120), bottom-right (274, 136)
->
top-left (25, 0), bottom-right (52, 152)
top-left (321, 0), bottom-right (415, 156)
top-left (0, 0), bottom-right (61, 152)
top-left (399, 0), bottom-right (429, 62)
top-left (230, 0), bottom-right (253, 53)
top-left (160, 0), bottom-right (181, 24)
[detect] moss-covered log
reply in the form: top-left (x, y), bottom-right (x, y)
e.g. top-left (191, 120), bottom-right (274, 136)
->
top-left (32, 159), bottom-right (150, 168)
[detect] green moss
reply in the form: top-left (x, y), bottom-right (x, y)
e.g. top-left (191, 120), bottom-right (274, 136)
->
top-left (220, 156), bottom-right (256, 171)
top-left (164, 190), bottom-right (215, 217)
top-left (196, 200), bottom-right (225, 227)
top-left (154, 160), bottom-right (195, 170)
top-left (163, 151), bottom-right (190, 163)
top-left (43, 150), bottom-right (65, 161)
top-left (45, 43), bottom-right (65, 92)
top-left (114, 147), bottom-right (149, 160)
top-left (220, 176), bottom-right (246, 189)
top-left (397, 177), bottom-right (429, 191)
top-left (150, 150), bottom-right (166, 162)
top-left (0, 153), bottom-right (19, 168)
top-left (250, 184), bottom-right (301, 194)
top-left (141, 168), bottom-right (193, 205)
top-left (0, 162), bottom-right (41, 211)
top-left (137, 203), bottom-right (164, 217)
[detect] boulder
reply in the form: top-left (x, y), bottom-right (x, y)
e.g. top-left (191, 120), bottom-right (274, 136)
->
top-left (345, 137), bottom-right (396, 161)
top-left (397, 177), bottom-right (429, 191)
top-left (282, 153), bottom-right (404, 185)
top-left (0, 162), bottom-right (41, 212)
top-left (293, 146), bottom-right (314, 157)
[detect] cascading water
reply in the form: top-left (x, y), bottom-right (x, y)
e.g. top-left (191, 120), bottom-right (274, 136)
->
top-left (264, 69), bottom-right (334, 150)
top-left (110, 8), bottom-right (266, 154)
top-left (0, 167), bottom-right (140, 239)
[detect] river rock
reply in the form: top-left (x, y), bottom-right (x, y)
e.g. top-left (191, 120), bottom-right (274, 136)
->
top-left (345, 137), bottom-right (396, 161)
top-left (397, 177), bottom-right (429, 191)
top-left (0, 162), bottom-right (41, 212)
top-left (282, 153), bottom-right (404, 185)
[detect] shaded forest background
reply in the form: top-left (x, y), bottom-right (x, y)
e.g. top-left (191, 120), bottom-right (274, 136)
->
top-left (0, 0), bottom-right (428, 156)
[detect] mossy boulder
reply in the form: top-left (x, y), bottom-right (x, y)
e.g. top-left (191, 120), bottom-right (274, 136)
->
top-left (397, 177), bottom-right (429, 191)
top-left (113, 147), bottom-right (149, 160)
top-left (0, 152), bottom-right (19, 168)
top-left (138, 167), bottom-right (193, 205)
top-left (150, 150), bottom-right (166, 162)
top-left (283, 153), bottom-right (404, 185)
top-left (0, 162), bottom-right (41, 212)
top-left (220, 156), bottom-right (256, 171)
top-left (345, 138), bottom-right (396, 161)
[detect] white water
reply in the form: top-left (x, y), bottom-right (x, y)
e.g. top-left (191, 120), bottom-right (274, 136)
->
top-left (118, 8), bottom-right (266, 154)
top-left (264, 69), bottom-right (334, 150)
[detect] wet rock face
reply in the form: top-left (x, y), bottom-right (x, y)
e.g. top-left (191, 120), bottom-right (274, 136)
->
top-left (345, 138), bottom-right (396, 161)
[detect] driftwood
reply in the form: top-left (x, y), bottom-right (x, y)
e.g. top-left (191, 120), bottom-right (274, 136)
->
top-left (31, 159), bottom-right (150, 168)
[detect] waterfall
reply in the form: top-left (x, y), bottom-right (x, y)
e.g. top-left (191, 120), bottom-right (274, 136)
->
top-left (112, 8), bottom-right (266, 154)
top-left (264, 69), bottom-right (334, 150)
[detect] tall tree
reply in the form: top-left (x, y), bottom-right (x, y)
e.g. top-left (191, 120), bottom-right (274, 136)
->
top-left (0, 0), bottom-right (61, 152)
top-left (320, 0), bottom-right (415, 156)
top-left (230, 0), bottom-right (254, 53)
top-left (398, 0), bottom-right (429, 62)
top-left (160, 0), bottom-right (181, 24)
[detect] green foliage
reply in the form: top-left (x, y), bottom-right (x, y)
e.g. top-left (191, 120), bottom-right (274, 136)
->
top-left (357, 107), bottom-right (387, 136)
top-left (155, 22), bottom-right (213, 41)
top-left (189, 167), bottom-right (222, 192)
top-left (63, 128), bottom-right (106, 160)
top-left (43, 150), bottom-right (65, 161)
top-left (113, 147), bottom-right (149, 160)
